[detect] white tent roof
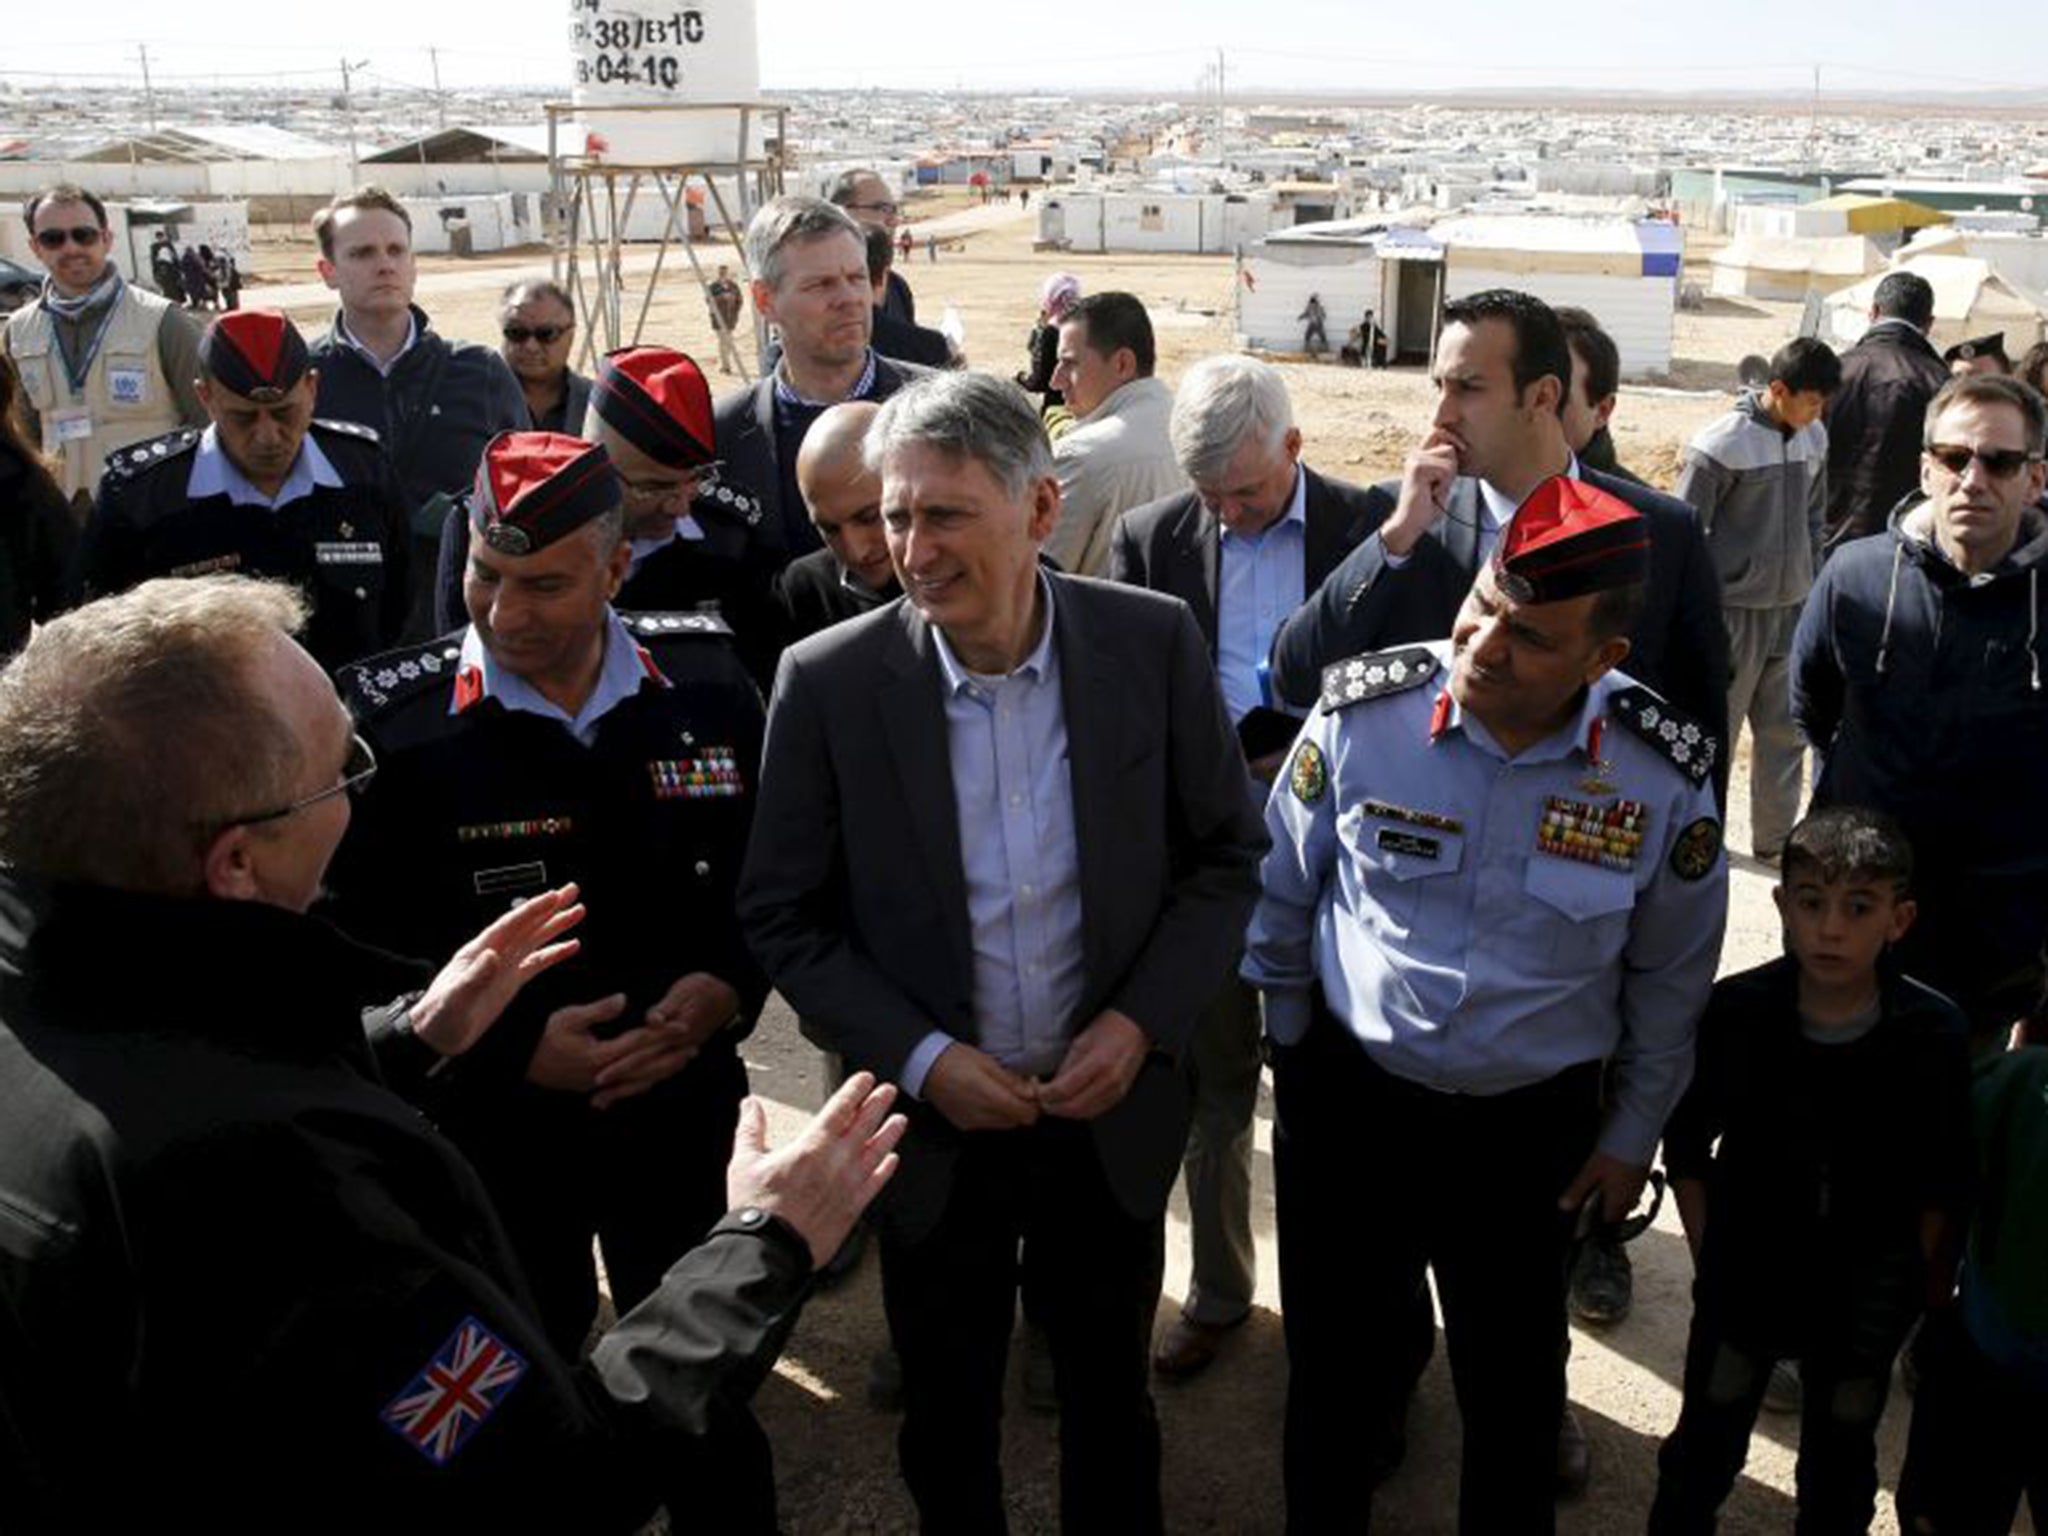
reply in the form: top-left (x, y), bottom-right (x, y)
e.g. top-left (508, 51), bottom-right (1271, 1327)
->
top-left (1821, 254), bottom-right (2048, 352)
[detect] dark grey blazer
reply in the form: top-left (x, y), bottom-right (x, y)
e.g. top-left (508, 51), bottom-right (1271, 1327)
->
top-left (737, 575), bottom-right (1268, 1236)
top-left (1106, 463), bottom-right (1381, 654)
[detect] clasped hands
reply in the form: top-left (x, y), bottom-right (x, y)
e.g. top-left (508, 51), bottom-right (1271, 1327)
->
top-left (527, 970), bottom-right (741, 1109)
top-left (922, 1009), bottom-right (1151, 1132)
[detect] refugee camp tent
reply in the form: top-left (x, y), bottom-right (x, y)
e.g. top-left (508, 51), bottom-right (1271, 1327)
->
top-left (1710, 234), bottom-right (1889, 302)
top-left (1820, 255), bottom-right (2048, 354)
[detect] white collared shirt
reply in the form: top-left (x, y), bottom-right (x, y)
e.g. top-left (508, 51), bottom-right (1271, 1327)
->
top-left (334, 310), bottom-right (419, 379)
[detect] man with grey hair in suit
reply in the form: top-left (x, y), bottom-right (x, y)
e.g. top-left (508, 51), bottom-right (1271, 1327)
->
top-left (740, 371), bottom-right (1267, 1531)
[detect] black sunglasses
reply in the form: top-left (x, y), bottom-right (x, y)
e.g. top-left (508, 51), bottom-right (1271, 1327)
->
top-left (34, 225), bottom-right (103, 250)
top-left (1925, 442), bottom-right (2042, 480)
top-left (503, 323), bottom-right (570, 345)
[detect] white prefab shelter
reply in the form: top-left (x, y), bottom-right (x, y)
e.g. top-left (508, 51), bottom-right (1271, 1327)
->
top-left (1037, 190), bottom-right (1277, 254)
top-left (396, 193), bottom-right (539, 255)
top-left (1434, 215), bottom-right (1683, 378)
top-left (1820, 255), bottom-right (2048, 355)
top-left (1897, 225), bottom-right (2048, 300)
top-left (0, 126), bottom-right (348, 219)
top-left (1236, 221), bottom-right (1444, 361)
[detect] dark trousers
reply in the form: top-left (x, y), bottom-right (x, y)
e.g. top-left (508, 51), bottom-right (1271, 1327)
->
top-left (1649, 1241), bottom-right (1921, 1535)
top-left (1272, 1006), bottom-right (1599, 1536)
top-left (879, 1115), bottom-right (1167, 1535)
top-left (1896, 1306), bottom-right (2048, 1535)
top-left (458, 1044), bottom-right (772, 1531)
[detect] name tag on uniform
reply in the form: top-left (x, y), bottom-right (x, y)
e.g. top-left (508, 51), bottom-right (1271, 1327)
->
top-left (1376, 828), bottom-right (1441, 860)
top-left (50, 407), bottom-right (94, 444)
top-left (473, 861), bottom-right (547, 898)
top-left (106, 368), bottom-right (147, 405)
top-left (315, 541), bottom-right (384, 565)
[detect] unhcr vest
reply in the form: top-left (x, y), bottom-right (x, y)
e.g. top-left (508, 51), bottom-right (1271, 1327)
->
top-left (4, 285), bottom-right (179, 501)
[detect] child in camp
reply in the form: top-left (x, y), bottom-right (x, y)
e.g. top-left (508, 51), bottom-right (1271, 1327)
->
top-left (1648, 805), bottom-right (1976, 1535)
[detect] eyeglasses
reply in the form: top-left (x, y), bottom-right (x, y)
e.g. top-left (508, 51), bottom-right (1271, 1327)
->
top-left (1925, 442), bottom-right (2042, 480)
top-left (502, 323), bottom-right (571, 345)
top-left (218, 733), bottom-right (378, 829)
top-left (34, 225), bottom-right (103, 250)
top-left (622, 460), bottom-right (723, 504)
top-left (848, 200), bottom-right (900, 218)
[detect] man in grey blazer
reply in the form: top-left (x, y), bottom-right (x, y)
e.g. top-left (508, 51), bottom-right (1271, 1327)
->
top-left (1108, 355), bottom-right (1376, 1381)
top-left (739, 372), bottom-right (1267, 1532)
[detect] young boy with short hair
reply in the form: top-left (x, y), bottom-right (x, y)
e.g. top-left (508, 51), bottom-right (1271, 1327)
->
top-left (1648, 805), bottom-right (1975, 1535)
top-left (1676, 336), bottom-right (1843, 864)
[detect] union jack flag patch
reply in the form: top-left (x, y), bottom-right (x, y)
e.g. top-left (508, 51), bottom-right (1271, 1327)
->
top-left (380, 1316), bottom-right (528, 1465)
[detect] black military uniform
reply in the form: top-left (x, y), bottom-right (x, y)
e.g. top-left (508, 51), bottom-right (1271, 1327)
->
top-left (325, 609), bottom-right (769, 1356)
top-left (84, 418), bottom-right (410, 670)
top-left (0, 870), bottom-right (812, 1532)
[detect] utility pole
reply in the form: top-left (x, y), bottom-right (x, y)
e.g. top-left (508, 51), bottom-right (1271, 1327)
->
top-left (428, 46), bottom-right (448, 129)
top-left (1807, 63), bottom-right (1821, 172)
top-left (340, 57), bottom-right (369, 181)
top-left (1216, 46), bottom-right (1226, 157)
top-left (138, 45), bottom-right (158, 133)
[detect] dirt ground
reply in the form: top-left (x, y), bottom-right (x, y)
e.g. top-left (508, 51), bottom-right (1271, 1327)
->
top-left (246, 197), bottom-right (2018, 1533)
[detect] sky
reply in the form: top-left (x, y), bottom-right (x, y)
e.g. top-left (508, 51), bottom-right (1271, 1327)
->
top-left (7, 0), bottom-right (2048, 100)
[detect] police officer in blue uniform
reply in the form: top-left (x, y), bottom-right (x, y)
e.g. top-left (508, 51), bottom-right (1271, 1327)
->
top-left (82, 307), bottom-right (409, 671)
top-left (322, 430), bottom-right (776, 1528)
top-left (1245, 477), bottom-right (1728, 1535)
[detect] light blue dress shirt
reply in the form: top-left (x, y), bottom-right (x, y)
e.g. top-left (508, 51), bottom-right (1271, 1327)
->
top-left (453, 609), bottom-right (659, 746)
top-left (185, 424), bottom-right (342, 510)
top-left (900, 579), bottom-right (1087, 1098)
top-left (1216, 467), bottom-right (1307, 723)
top-left (1242, 640), bottom-right (1726, 1163)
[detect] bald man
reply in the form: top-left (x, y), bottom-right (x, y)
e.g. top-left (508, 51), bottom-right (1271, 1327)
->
top-left (773, 401), bottom-right (900, 641)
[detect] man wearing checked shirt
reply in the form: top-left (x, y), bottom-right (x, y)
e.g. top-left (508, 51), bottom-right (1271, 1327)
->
top-left (1245, 476), bottom-right (1726, 1536)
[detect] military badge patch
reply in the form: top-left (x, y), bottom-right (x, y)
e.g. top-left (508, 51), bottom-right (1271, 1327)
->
top-left (1289, 740), bottom-right (1328, 804)
top-left (380, 1316), bottom-right (528, 1466)
top-left (649, 748), bottom-right (744, 800)
top-left (1669, 817), bottom-right (1723, 882)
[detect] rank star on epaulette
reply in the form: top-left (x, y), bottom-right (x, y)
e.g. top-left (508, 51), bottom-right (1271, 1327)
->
top-left (1608, 688), bottom-right (1718, 786)
top-left (1318, 647), bottom-right (1436, 713)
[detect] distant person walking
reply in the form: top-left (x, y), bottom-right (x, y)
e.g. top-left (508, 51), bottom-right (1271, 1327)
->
top-left (925, 232), bottom-right (938, 263)
top-left (212, 248), bottom-right (241, 311)
top-left (179, 246), bottom-right (215, 311)
top-left (1300, 293), bottom-right (1328, 356)
top-left (708, 263), bottom-right (747, 374)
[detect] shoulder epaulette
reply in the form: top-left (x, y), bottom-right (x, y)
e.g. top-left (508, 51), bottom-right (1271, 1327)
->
top-left (102, 427), bottom-right (202, 481)
top-left (337, 635), bottom-right (465, 715)
top-left (1609, 686), bottom-right (1718, 786)
top-left (1319, 646), bottom-right (1438, 713)
top-left (694, 479), bottom-right (766, 529)
top-left (310, 416), bottom-right (383, 446)
top-left (619, 610), bottom-right (735, 640)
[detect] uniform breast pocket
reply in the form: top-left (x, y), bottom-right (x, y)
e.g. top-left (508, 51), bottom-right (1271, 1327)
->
top-left (1340, 805), bottom-right (1465, 936)
top-left (1522, 856), bottom-right (1636, 972)
top-left (313, 539), bottom-right (387, 606)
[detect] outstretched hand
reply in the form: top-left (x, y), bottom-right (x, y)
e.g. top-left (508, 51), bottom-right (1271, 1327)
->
top-left (408, 884), bottom-right (585, 1058)
top-left (726, 1071), bottom-right (908, 1269)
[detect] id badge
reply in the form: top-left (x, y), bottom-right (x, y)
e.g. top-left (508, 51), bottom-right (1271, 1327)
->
top-left (50, 408), bottom-right (94, 445)
top-left (106, 368), bottom-right (147, 405)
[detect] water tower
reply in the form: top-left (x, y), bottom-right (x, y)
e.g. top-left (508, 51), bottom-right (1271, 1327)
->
top-left (547, 0), bottom-right (788, 377)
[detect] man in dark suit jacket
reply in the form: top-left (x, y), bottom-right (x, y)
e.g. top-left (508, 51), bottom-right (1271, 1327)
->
top-left (716, 196), bottom-right (924, 575)
top-left (1269, 291), bottom-right (1729, 795)
top-left (1108, 355), bottom-right (1375, 1382)
top-left (739, 373), bottom-right (1267, 1533)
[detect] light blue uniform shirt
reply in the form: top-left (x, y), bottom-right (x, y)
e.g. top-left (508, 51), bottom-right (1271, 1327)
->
top-left (453, 609), bottom-right (658, 746)
top-left (185, 424), bottom-right (342, 510)
top-left (1216, 467), bottom-right (1307, 722)
top-left (900, 579), bottom-right (1087, 1098)
top-left (1243, 641), bottom-right (1726, 1164)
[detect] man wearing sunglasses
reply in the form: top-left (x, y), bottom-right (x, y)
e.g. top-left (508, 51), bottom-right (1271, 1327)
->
top-left (0, 572), bottom-right (905, 1530)
top-left (826, 167), bottom-right (917, 326)
top-left (497, 277), bottom-right (588, 435)
top-left (330, 430), bottom-right (782, 1528)
top-left (1794, 371), bottom-right (2048, 1045)
top-left (1, 183), bottom-right (206, 507)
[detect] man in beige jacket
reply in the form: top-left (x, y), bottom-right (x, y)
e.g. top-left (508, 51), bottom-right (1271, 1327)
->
top-left (1046, 292), bottom-right (1185, 574)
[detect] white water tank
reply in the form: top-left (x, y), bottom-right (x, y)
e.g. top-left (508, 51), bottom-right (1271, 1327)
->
top-left (569, 0), bottom-right (766, 165)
